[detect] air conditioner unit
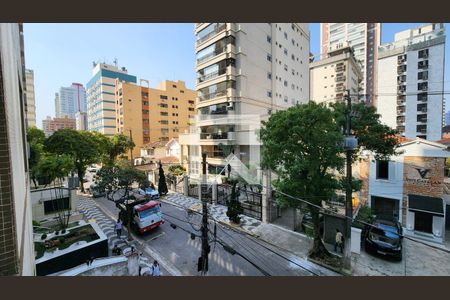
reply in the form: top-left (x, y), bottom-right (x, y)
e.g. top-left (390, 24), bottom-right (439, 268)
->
top-left (227, 102), bottom-right (234, 110)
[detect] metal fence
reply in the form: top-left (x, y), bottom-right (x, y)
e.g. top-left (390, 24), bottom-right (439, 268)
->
top-left (216, 183), bottom-right (262, 220)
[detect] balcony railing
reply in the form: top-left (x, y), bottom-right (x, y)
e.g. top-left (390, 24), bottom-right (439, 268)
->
top-left (335, 76), bottom-right (346, 82)
top-left (200, 132), bottom-right (233, 140)
top-left (397, 110), bottom-right (406, 115)
top-left (397, 100), bottom-right (406, 106)
top-left (197, 67), bottom-right (230, 83)
top-left (417, 108), bottom-right (428, 113)
top-left (198, 89), bottom-right (228, 102)
top-left (197, 46), bottom-right (228, 65)
top-left (197, 24), bottom-right (227, 46)
top-left (417, 118), bottom-right (428, 123)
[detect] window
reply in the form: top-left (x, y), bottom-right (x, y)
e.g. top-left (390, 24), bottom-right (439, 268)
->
top-left (143, 101), bottom-right (149, 106)
top-left (267, 72), bottom-right (272, 79)
top-left (418, 49), bottom-right (429, 59)
top-left (292, 69), bottom-right (295, 75)
top-left (267, 90), bottom-right (272, 98)
top-left (160, 120), bottom-right (169, 124)
top-left (189, 107), bottom-right (195, 111)
top-left (141, 92), bottom-right (149, 98)
top-left (267, 54), bottom-right (272, 62)
top-left (284, 64), bottom-right (288, 71)
top-left (292, 39), bottom-right (295, 46)
top-left (160, 112), bottom-right (168, 116)
top-left (142, 109), bottom-right (149, 114)
top-left (180, 90), bottom-right (184, 93)
top-left (284, 48), bottom-right (288, 55)
top-left (160, 95), bottom-right (168, 99)
top-left (284, 96), bottom-right (288, 102)
top-left (284, 80), bottom-right (288, 87)
top-left (172, 84), bottom-right (177, 88)
top-left (44, 198), bottom-right (70, 214)
top-left (376, 160), bottom-right (389, 180)
top-left (267, 35), bottom-right (272, 43)
top-left (160, 103), bottom-right (168, 108)
top-left (188, 100), bottom-right (195, 104)
top-left (418, 71), bottom-right (428, 80)
top-left (291, 54), bottom-right (295, 60)
top-left (291, 84), bottom-right (295, 90)
top-left (284, 32), bottom-right (288, 39)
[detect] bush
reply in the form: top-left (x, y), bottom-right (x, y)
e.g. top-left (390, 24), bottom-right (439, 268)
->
top-left (226, 182), bottom-right (243, 224)
top-left (55, 231), bottom-right (59, 235)
top-left (33, 220), bottom-right (41, 227)
top-left (41, 234), bottom-right (47, 240)
top-left (61, 229), bottom-right (66, 234)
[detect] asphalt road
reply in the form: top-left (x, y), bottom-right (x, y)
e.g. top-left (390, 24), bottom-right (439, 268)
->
top-left (92, 193), bottom-right (318, 276)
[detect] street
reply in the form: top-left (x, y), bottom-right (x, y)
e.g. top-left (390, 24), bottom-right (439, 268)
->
top-left (92, 194), bottom-right (319, 276)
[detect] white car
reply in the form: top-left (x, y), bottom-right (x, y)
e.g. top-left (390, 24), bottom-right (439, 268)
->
top-left (87, 166), bottom-right (97, 173)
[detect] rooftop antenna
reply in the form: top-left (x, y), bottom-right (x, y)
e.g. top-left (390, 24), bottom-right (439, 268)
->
top-left (113, 58), bottom-right (118, 68)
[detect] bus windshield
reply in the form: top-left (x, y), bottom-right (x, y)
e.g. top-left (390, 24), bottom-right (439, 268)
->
top-left (138, 206), bottom-right (160, 219)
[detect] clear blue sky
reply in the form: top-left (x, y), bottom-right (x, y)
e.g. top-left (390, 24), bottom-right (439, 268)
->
top-left (24, 23), bottom-right (449, 128)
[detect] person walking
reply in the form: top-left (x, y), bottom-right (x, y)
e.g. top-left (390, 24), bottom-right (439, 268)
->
top-left (334, 229), bottom-right (344, 253)
top-left (115, 219), bottom-right (123, 239)
top-left (151, 260), bottom-right (161, 276)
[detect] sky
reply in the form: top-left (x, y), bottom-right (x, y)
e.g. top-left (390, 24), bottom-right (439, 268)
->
top-left (24, 23), bottom-right (450, 128)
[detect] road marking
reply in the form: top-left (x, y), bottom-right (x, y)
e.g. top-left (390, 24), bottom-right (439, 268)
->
top-left (148, 232), bottom-right (165, 241)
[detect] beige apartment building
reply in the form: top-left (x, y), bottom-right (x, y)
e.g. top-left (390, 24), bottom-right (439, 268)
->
top-left (25, 69), bottom-right (36, 127)
top-left (115, 80), bottom-right (196, 159)
top-left (42, 115), bottom-right (76, 137)
top-left (310, 44), bottom-right (363, 103)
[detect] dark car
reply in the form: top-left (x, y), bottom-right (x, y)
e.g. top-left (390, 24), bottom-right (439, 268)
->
top-left (365, 219), bottom-right (403, 261)
top-left (89, 183), bottom-right (106, 198)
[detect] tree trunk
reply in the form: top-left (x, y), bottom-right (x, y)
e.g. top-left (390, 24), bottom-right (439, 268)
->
top-left (308, 208), bottom-right (332, 260)
top-left (78, 168), bottom-right (85, 193)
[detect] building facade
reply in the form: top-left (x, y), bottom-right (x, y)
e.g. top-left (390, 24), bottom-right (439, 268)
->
top-left (0, 23), bottom-right (36, 275)
top-left (24, 69), bottom-right (36, 127)
top-left (75, 111), bottom-right (88, 131)
top-left (86, 63), bottom-right (137, 136)
top-left (377, 23), bottom-right (445, 141)
top-left (310, 43), bottom-right (363, 103)
top-left (320, 23), bottom-right (380, 104)
top-left (361, 138), bottom-right (450, 244)
top-left (115, 80), bottom-right (196, 159)
top-left (42, 116), bottom-right (76, 137)
top-left (55, 83), bottom-right (87, 119)
top-left (181, 23), bottom-right (310, 180)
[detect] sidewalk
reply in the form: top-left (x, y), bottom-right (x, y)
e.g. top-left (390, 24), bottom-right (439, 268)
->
top-left (162, 191), bottom-right (339, 276)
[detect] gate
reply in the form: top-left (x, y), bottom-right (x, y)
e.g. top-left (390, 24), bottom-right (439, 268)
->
top-left (217, 183), bottom-right (262, 220)
top-left (188, 183), bottom-right (212, 203)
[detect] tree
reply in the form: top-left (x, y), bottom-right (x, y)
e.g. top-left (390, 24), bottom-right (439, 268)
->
top-left (157, 161), bottom-right (168, 196)
top-left (96, 159), bottom-right (149, 204)
top-left (27, 127), bottom-right (45, 188)
top-left (168, 164), bottom-right (186, 177)
top-left (44, 129), bottom-right (101, 192)
top-left (38, 153), bottom-right (74, 229)
top-left (93, 133), bottom-right (135, 166)
top-left (260, 102), bottom-right (400, 263)
top-left (226, 180), bottom-right (243, 224)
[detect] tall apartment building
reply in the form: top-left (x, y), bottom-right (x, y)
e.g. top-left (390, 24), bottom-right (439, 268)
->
top-left (86, 63), bottom-right (137, 136)
top-left (24, 69), bottom-right (36, 127)
top-left (181, 23), bottom-right (310, 178)
top-left (320, 23), bottom-right (381, 104)
top-left (0, 23), bottom-right (36, 275)
top-left (42, 115), bottom-right (76, 137)
top-left (310, 43), bottom-right (363, 103)
top-left (377, 23), bottom-right (445, 141)
top-left (55, 83), bottom-right (87, 118)
top-left (115, 80), bottom-right (196, 159)
top-left (75, 111), bottom-right (88, 131)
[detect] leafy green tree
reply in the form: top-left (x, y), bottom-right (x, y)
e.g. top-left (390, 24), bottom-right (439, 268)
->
top-left (38, 153), bottom-right (74, 229)
top-left (260, 102), bottom-right (400, 261)
top-left (158, 161), bottom-right (168, 195)
top-left (92, 133), bottom-right (135, 166)
top-left (27, 127), bottom-right (45, 188)
top-left (226, 181), bottom-right (243, 224)
top-left (95, 159), bottom-right (149, 203)
top-left (44, 129), bottom-right (101, 192)
top-left (168, 164), bottom-right (186, 176)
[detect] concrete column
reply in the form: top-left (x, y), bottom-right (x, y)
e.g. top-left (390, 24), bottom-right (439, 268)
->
top-left (212, 181), bottom-right (217, 203)
top-left (350, 227), bottom-right (362, 254)
top-left (183, 175), bottom-right (189, 196)
top-left (261, 169), bottom-right (272, 224)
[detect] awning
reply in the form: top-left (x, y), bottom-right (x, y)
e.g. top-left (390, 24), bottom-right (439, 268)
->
top-left (408, 194), bottom-right (444, 216)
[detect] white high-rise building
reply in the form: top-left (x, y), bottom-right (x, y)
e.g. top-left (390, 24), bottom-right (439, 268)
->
top-left (86, 63), bottom-right (137, 136)
top-left (0, 23), bottom-right (36, 276)
top-left (377, 23), bottom-right (445, 141)
top-left (55, 83), bottom-right (87, 118)
top-left (180, 23), bottom-right (310, 179)
top-left (320, 23), bottom-right (381, 104)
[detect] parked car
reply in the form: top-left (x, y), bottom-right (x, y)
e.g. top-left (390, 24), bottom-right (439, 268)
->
top-left (138, 187), bottom-right (160, 199)
top-left (365, 218), bottom-right (403, 261)
top-left (89, 183), bottom-right (106, 198)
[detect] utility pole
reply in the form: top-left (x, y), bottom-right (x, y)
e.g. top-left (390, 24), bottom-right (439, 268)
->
top-left (127, 128), bottom-right (134, 165)
top-left (344, 89), bottom-right (357, 272)
top-left (198, 152), bottom-right (209, 275)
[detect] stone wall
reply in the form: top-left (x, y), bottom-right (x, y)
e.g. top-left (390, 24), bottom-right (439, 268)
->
top-left (401, 156), bottom-right (445, 225)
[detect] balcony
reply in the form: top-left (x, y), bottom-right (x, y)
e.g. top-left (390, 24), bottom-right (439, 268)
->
top-left (397, 66), bottom-right (407, 75)
top-left (197, 46), bottom-right (228, 65)
top-left (418, 84), bottom-right (428, 92)
top-left (397, 99), bottom-right (406, 106)
top-left (417, 107), bottom-right (428, 114)
top-left (198, 89), bottom-right (228, 102)
top-left (335, 76), bottom-right (346, 82)
top-left (397, 125), bottom-right (405, 132)
top-left (396, 118), bottom-right (405, 125)
top-left (335, 86), bottom-right (346, 93)
top-left (397, 87), bottom-right (406, 95)
top-left (196, 23), bottom-right (227, 46)
top-left (397, 109), bottom-right (406, 115)
top-left (417, 118), bottom-right (428, 124)
top-left (418, 61), bottom-right (429, 70)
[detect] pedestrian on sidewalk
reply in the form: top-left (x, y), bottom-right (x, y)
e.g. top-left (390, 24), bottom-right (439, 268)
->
top-left (151, 260), bottom-right (161, 276)
top-left (334, 229), bottom-right (343, 254)
top-left (115, 219), bottom-right (123, 239)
